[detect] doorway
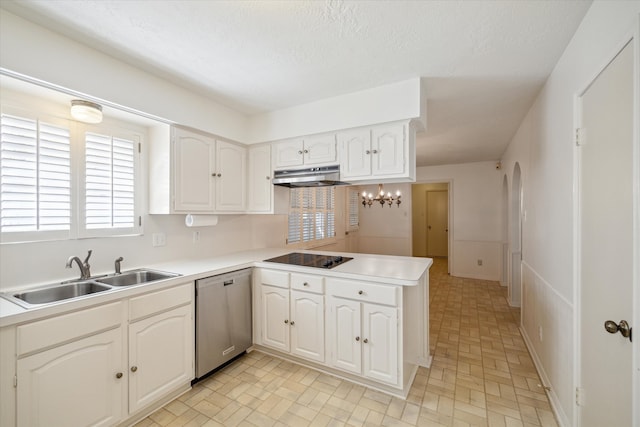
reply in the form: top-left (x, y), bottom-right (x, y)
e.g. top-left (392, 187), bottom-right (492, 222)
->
top-left (411, 183), bottom-right (450, 271)
top-left (576, 39), bottom-right (636, 426)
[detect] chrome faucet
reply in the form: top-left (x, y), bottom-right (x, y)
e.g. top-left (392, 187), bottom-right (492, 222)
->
top-left (114, 257), bottom-right (124, 274)
top-left (66, 250), bottom-right (92, 280)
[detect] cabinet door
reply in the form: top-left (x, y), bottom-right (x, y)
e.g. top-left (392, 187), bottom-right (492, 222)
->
top-left (129, 304), bottom-right (193, 414)
top-left (371, 123), bottom-right (405, 177)
top-left (290, 290), bottom-right (324, 362)
top-left (247, 145), bottom-right (273, 212)
top-left (362, 304), bottom-right (398, 385)
top-left (274, 140), bottom-right (304, 169)
top-left (17, 328), bottom-right (125, 427)
top-left (261, 285), bottom-right (290, 352)
top-left (216, 140), bottom-right (247, 211)
top-left (339, 129), bottom-right (371, 178)
top-left (304, 134), bottom-right (336, 165)
top-left (173, 128), bottom-right (216, 212)
top-left (328, 297), bottom-right (361, 375)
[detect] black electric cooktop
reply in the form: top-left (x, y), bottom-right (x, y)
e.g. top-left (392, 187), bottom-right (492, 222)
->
top-left (263, 252), bottom-right (353, 269)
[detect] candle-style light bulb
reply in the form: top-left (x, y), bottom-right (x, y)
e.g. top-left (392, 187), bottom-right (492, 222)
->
top-left (396, 190), bottom-right (401, 197)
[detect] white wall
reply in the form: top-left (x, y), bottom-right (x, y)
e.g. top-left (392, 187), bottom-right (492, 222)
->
top-left (417, 161), bottom-right (504, 281)
top-left (357, 183), bottom-right (413, 256)
top-left (500, 2), bottom-right (640, 425)
top-left (248, 78), bottom-right (425, 143)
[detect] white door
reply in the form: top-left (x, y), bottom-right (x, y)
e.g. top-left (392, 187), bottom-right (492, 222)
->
top-left (129, 304), bottom-right (193, 414)
top-left (261, 285), bottom-right (290, 352)
top-left (578, 40), bottom-right (635, 426)
top-left (215, 140), bottom-right (246, 211)
top-left (426, 190), bottom-right (448, 257)
top-left (329, 297), bottom-right (362, 374)
top-left (173, 128), bottom-right (215, 212)
top-left (17, 328), bottom-right (124, 427)
top-left (290, 290), bottom-right (325, 362)
top-left (362, 303), bottom-right (398, 385)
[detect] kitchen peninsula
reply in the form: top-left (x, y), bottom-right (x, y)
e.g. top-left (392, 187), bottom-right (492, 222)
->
top-left (0, 249), bottom-right (431, 426)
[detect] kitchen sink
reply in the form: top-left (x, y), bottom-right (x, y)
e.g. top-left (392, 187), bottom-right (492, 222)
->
top-left (96, 269), bottom-right (180, 287)
top-left (5, 281), bottom-right (112, 308)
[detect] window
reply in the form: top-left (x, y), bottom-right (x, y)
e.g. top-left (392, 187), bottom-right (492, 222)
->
top-left (288, 187), bottom-right (335, 245)
top-left (0, 108), bottom-right (142, 243)
top-left (84, 132), bottom-right (136, 230)
top-left (0, 114), bottom-right (71, 240)
top-left (347, 188), bottom-right (359, 231)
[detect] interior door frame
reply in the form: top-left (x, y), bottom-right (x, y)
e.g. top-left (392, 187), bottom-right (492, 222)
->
top-left (572, 19), bottom-right (640, 427)
top-left (411, 179), bottom-right (453, 274)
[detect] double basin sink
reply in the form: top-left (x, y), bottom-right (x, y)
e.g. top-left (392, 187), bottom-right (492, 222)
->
top-left (3, 269), bottom-right (180, 309)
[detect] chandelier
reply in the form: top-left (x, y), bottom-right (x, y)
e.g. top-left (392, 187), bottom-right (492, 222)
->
top-left (362, 184), bottom-right (401, 208)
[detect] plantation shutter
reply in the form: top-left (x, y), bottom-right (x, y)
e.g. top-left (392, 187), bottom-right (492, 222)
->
top-left (287, 187), bottom-right (335, 244)
top-left (0, 114), bottom-right (71, 233)
top-left (347, 189), bottom-right (359, 231)
top-left (85, 132), bottom-right (135, 229)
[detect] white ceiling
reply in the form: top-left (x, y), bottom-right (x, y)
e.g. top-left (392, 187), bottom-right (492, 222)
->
top-left (2, 0), bottom-right (592, 166)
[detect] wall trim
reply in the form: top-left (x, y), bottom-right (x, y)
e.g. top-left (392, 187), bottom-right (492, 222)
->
top-left (520, 325), bottom-right (569, 427)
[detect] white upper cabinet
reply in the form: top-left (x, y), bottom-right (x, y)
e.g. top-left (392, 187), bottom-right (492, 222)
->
top-left (173, 127), bottom-right (216, 213)
top-left (247, 144), bottom-right (273, 213)
top-left (339, 121), bottom-right (415, 183)
top-left (151, 126), bottom-right (247, 214)
top-left (215, 141), bottom-right (246, 212)
top-left (273, 134), bottom-right (337, 169)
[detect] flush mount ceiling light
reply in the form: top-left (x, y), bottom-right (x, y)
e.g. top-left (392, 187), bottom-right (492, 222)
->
top-left (70, 99), bottom-right (103, 124)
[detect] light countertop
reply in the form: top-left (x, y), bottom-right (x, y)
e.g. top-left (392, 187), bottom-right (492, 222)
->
top-left (0, 248), bottom-right (432, 328)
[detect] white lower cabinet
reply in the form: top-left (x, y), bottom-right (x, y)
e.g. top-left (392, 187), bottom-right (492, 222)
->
top-left (128, 304), bottom-right (193, 413)
top-left (328, 297), bottom-right (398, 385)
top-left (12, 282), bottom-right (194, 427)
top-left (17, 328), bottom-right (125, 427)
top-left (258, 270), bottom-right (325, 364)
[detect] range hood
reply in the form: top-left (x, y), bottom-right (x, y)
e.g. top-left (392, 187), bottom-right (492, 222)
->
top-left (272, 165), bottom-right (350, 187)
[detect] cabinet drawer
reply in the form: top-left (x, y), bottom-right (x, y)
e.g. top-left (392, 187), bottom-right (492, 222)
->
top-left (326, 279), bottom-right (398, 306)
top-left (259, 269), bottom-right (289, 288)
top-left (17, 301), bottom-right (123, 356)
top-left (129, 282), bottom-right (192, 322)
top-left (291, 273), bottom-right (324, 294)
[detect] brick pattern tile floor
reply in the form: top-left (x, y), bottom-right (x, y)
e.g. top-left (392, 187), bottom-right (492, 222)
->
top-left (133, 257), bottom-right (557, 427)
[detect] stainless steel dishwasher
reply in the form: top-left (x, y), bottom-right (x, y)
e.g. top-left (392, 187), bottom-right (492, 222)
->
top-left (195, 268), bottom-right (252, 379)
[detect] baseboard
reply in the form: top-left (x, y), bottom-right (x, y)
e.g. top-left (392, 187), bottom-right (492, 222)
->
top-left (520, 326), bottom-right (570, 427)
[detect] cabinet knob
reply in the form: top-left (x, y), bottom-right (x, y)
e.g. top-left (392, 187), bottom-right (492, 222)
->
top-left (372, 149), bottom-right (378, 154)
top-left (298, 150), bottom-right (303, 155)
top-left (363, 339), bottom-right (369, 344)
top-left (284, 319), bottom-right (289, 324)
top-left (365, 150), bottom-right (371, 155)
top-left (115, 372), bottom-right (123, 379)
top-left (266, 176), bottom-right (271, 180)
top-left (131, 366), bottom-right (138, 372)
top-left (217, 173), bottom-right (222, 177)
top-left (355, 336), bottom-right (360, 342)
top-left (211, 173), bottom-right (216, 177)
top-left (358, 290), bottom-right (363, 295)
top-left (303, 282), bottom-right (309, 286)
top-left (303, 149), bottom-right (309, 154)
top-left (290, 321), bottom-right (295, 326)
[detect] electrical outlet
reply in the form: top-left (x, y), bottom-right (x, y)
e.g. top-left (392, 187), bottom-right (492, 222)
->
top-left (152, 233), bottom-right (166, 247)
top-left (193, 231), bottom-right (200, 243)
top-left (477, 259), bottom-right (483, 266)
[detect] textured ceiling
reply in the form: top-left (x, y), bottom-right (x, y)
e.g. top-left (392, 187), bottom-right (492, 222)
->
top-left (1, 0), bottom-right (592, 166)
